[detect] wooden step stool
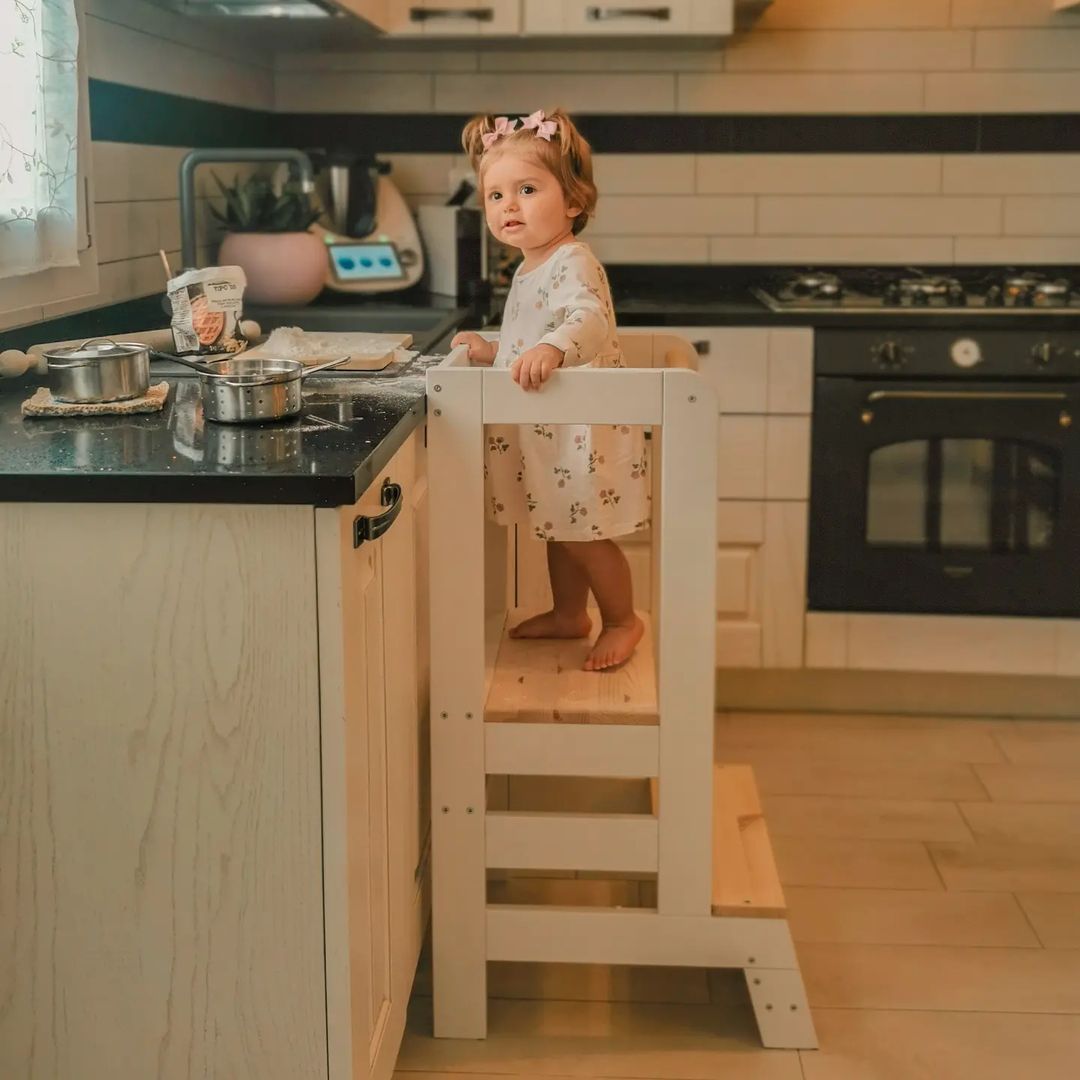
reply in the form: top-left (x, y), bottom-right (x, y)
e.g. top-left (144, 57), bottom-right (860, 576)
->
top-left (427, 336), bottom-right (817, 1051)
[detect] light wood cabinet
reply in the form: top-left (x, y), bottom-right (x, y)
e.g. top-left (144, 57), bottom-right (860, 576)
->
top-left (318, 429), bottom-right (429, 1080)
top-left (1, 429), bottom-right (429, 1080)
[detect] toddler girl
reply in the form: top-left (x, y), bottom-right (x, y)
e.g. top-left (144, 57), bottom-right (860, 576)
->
top-left (451, 108), bottom-right (649, 672)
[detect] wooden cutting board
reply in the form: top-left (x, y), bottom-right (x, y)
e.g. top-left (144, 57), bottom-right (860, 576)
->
top-left (247, 330), bottom-right (413, 371)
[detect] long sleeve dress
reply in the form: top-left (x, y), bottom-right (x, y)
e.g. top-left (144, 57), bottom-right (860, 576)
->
top-left (485, 240), bottom-right (650, 542)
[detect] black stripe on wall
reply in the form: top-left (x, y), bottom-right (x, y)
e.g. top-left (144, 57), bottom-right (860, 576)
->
top-left (89, 80), bottom-right (1080, 154)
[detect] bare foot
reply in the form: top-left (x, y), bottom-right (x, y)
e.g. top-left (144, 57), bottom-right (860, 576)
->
top-left (584, 616), bottom-right (645, 672)
top-left (509, 610), bottom-right (592, 640)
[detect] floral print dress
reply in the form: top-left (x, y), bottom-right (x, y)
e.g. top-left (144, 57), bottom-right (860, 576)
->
top-left (486, 241), bottom-right (650, 542)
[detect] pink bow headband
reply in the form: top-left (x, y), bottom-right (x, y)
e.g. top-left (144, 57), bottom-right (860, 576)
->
top-left (481, 109), bottom-right (559, 150)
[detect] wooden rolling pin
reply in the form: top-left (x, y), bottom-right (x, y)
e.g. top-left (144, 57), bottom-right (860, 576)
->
top-left (0, 320), bottom-right (263, 378)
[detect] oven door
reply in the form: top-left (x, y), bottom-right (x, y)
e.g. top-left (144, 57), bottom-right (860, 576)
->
top-left (809, 378), bottom-right (1080, 616)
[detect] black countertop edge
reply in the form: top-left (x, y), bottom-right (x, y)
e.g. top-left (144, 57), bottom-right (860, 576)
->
top-left (0, 402), bottom-right (426, 508)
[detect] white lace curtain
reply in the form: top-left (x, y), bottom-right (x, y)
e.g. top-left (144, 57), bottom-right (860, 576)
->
top-left (0, 0), bottom-right (81, 280)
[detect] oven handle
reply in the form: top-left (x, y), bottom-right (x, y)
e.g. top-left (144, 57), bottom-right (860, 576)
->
top-left (866, 390), bottom-right (1068, 403)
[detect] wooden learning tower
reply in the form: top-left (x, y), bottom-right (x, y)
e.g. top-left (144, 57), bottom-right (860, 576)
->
top-left (426, 332), bottom-right (817, 1051)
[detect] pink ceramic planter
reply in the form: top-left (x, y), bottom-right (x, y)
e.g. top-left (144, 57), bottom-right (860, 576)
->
top-left (219, 230), bottom-right (328, 306)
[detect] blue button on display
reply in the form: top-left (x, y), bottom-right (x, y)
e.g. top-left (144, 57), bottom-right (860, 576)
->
top-left (330, 242), bottom-right (404, 283)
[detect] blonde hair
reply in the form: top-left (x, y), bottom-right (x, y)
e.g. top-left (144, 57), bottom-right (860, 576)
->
top-left (462, 109), bottom-right (598, 235)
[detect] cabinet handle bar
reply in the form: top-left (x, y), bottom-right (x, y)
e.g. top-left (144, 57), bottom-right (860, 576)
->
top-left (354, 478), bottom-right (404, 547)
top-left (410, 6), bottom-right (495, 21)
top-left (586, 5), bottom-right (672, 21)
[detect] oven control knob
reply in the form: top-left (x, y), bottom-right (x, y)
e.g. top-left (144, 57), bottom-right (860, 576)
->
top-left (874, 341), bottom-right (904, 369)
top-left (1030, 341), bottom-right (1057, 368)
top-left (950, 338), bottom-right (982, 369)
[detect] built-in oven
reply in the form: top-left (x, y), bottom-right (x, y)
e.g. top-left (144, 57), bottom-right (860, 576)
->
top-left (808, 328), bottom-right (1080, 617)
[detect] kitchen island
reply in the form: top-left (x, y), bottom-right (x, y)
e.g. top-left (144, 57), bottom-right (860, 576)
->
top-left (0, 361), bottom-right (432, 1080)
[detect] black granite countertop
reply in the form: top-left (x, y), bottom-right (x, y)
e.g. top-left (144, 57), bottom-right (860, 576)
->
top-left (0, 354), bottom-right (436, 507)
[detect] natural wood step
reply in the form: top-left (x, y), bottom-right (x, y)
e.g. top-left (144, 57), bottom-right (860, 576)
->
top-left (712, 764), bottom-right (787, 919)
top-left (485, 611), bottom-right (657, 725)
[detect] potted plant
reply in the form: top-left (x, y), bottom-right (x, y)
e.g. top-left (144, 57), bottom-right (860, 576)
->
top-left (211, 173), bottom-right (327, 306)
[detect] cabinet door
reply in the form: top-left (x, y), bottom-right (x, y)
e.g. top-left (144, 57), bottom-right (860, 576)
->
top-left (385, 0), bottom-right (520, 35)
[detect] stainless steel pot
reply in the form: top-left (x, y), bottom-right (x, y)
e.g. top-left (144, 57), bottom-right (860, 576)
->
top-left (199, 356), bottom-right (351, 423)
top-left (150, 350), bottom-right (350, 424)
top-left (43, 337), bottom-right (151, 403)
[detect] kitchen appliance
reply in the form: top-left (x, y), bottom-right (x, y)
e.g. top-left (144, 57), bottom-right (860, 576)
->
top-left (754, 267), bottom-right (1080, 316)
top-left (416, 205), bottom-right (486, 302)
top-left (808, 318), bottom-right (1080, 618)
top-left (43, 338), bottom-right (151, 403)
top-left (310, 154), bottom-right (425, 295)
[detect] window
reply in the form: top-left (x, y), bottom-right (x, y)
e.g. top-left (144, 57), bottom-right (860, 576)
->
top-left (0, 0), bottom-right (95, 317)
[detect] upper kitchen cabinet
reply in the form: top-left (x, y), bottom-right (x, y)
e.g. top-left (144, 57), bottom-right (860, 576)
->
top-left (380, 0), bottom-right (521, 35)
top-left (523, 0), bottom-right (733, 37)
top-left (340, 0), bottom-right (748, 37)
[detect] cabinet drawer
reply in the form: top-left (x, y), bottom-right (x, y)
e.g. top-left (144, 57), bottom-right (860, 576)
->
top-left (387, 0), bottom-right (520, 35)
top-left (524, 0), bottom-right (732, 34)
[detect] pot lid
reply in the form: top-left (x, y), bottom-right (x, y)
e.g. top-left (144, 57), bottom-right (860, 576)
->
top-left (44, 337), bottom-right (147, 365)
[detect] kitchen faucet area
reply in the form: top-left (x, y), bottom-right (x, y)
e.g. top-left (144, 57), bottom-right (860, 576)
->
top-left (3, 1), bottom-right (1080, 1078)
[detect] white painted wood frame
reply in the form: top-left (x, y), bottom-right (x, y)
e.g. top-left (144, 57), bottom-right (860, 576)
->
top-left (427, 340), bottom-right (816, 1051)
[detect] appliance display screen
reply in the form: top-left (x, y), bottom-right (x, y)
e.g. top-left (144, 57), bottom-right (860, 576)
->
top-left (328, 242), bottom-right (405, 282)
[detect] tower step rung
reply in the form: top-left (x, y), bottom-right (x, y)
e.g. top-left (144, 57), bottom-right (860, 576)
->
top-left (486, 812), bottom-right (658, 873)
top-left (712, 764), bottom-right (787, 918)
top-left (485, 723), bottom-right (659, 778)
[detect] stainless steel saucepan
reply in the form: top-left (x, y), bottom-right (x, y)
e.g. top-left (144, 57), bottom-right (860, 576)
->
top-left (151, 351), bottom-right (350, 423)
top-left (43, 337), bottom-right (151, 403)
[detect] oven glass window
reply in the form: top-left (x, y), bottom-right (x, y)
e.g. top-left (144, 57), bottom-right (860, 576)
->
top-left (866, 438), bottom-right (1059, 551)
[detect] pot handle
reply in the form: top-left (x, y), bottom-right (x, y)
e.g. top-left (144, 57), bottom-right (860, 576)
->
top-left (353, 479), bottom-right (403, 548)
top-left (80, 336), bottom-right (120, 350)
top-left (299, 355), bottom-right (351, 379)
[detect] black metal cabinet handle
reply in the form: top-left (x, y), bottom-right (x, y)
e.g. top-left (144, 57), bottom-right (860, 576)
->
top-left (586, 5), bottom-right (672, 21)
top-left (354, 478), bottom-right (403, 547)
top-left (410, 6), bottom-right (495, 21)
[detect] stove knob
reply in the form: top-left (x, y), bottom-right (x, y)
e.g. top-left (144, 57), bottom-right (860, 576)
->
top-left (1031, 341), bottom-right (1057, 368)
top-left (874, 341), bottom-right (904, 369)
top-left (950, 338), bottom-right (982, 369)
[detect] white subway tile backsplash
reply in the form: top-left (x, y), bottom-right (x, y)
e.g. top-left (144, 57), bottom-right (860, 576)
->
top-left (384, 154), bottom-right (460, 195)
top-left (434, 73), bottom-right (677, 114)
top-left (759, 0), bottom-right (951, 31)
top-left (943, 155), bottom-right (1080, 195)
top-left (975, 29), bottom-right (1080, 70)
top-left (1004, 196), bottom-right (1080, 236)
top-left (951, 0), bottom-right (1080, 29)
top-left (677, 72), bottom-right (924, 114)
top-left (94, 202), bottom-right (166, 263)
top-left (0, 305), bottom-right (46, 332)
top-left (725, 30), bottom-right (972, 72)
top-left (587, 236), bottom-right (708, 264)
top-left (276, 72), bottom-right (433, 113)
top-left (477, 49), bottom-right (724, 73)
top-left (758, 196), bottom-right (1000, 237)
top-left (696, 155), bottom-right (942, 195)
top-left (954, 236), bottom-right (1080, 262)
top-left (85, 14), bottom-right (271, 109)
top-left (590, 196), bottom-right (754, 237)
top-left (709, 236), bottom-right (956, 264)
top-left (593, 155), bottom-right (696, 196)
top-left (926, 72), bottom-right (1080, 112)
top-left (275, 49), bottom-right (476, 73)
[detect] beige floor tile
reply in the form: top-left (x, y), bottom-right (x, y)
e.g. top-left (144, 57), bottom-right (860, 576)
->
top-left (785, 887), bottom-right (1038, 947)
top-left (800, 942), bottom-right (1080, 1012)
top-left (960, 802), bottom-right (1080, 845)
top-left (763, 796), bottom-right (973, 842)
top-left (772, 835), bottom-right (943, 890)
top-left (930, 839), bottom-right (1080, 892)
top-left (974, 762), bottom-right (1080, 803)
top-left (801, 1008), bottom-right (1080, 1080)
top-left (994, 719), bottom-right (1080, 765)
top-left (398, 997), bottom-right (802, 1079)
top-left (1018, 894), bottom-right (1080, 948)
top-left (716, 712), bottom-right (1007, 764)
top-left (747, 752), bottom-right (988, 801)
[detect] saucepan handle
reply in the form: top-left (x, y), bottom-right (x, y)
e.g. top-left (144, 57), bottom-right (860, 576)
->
top-left (299, 355), bottom-right (351, 379)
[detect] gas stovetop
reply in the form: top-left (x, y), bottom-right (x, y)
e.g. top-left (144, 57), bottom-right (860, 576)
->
top-left (754, 268), bottom-right (1080, 316)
